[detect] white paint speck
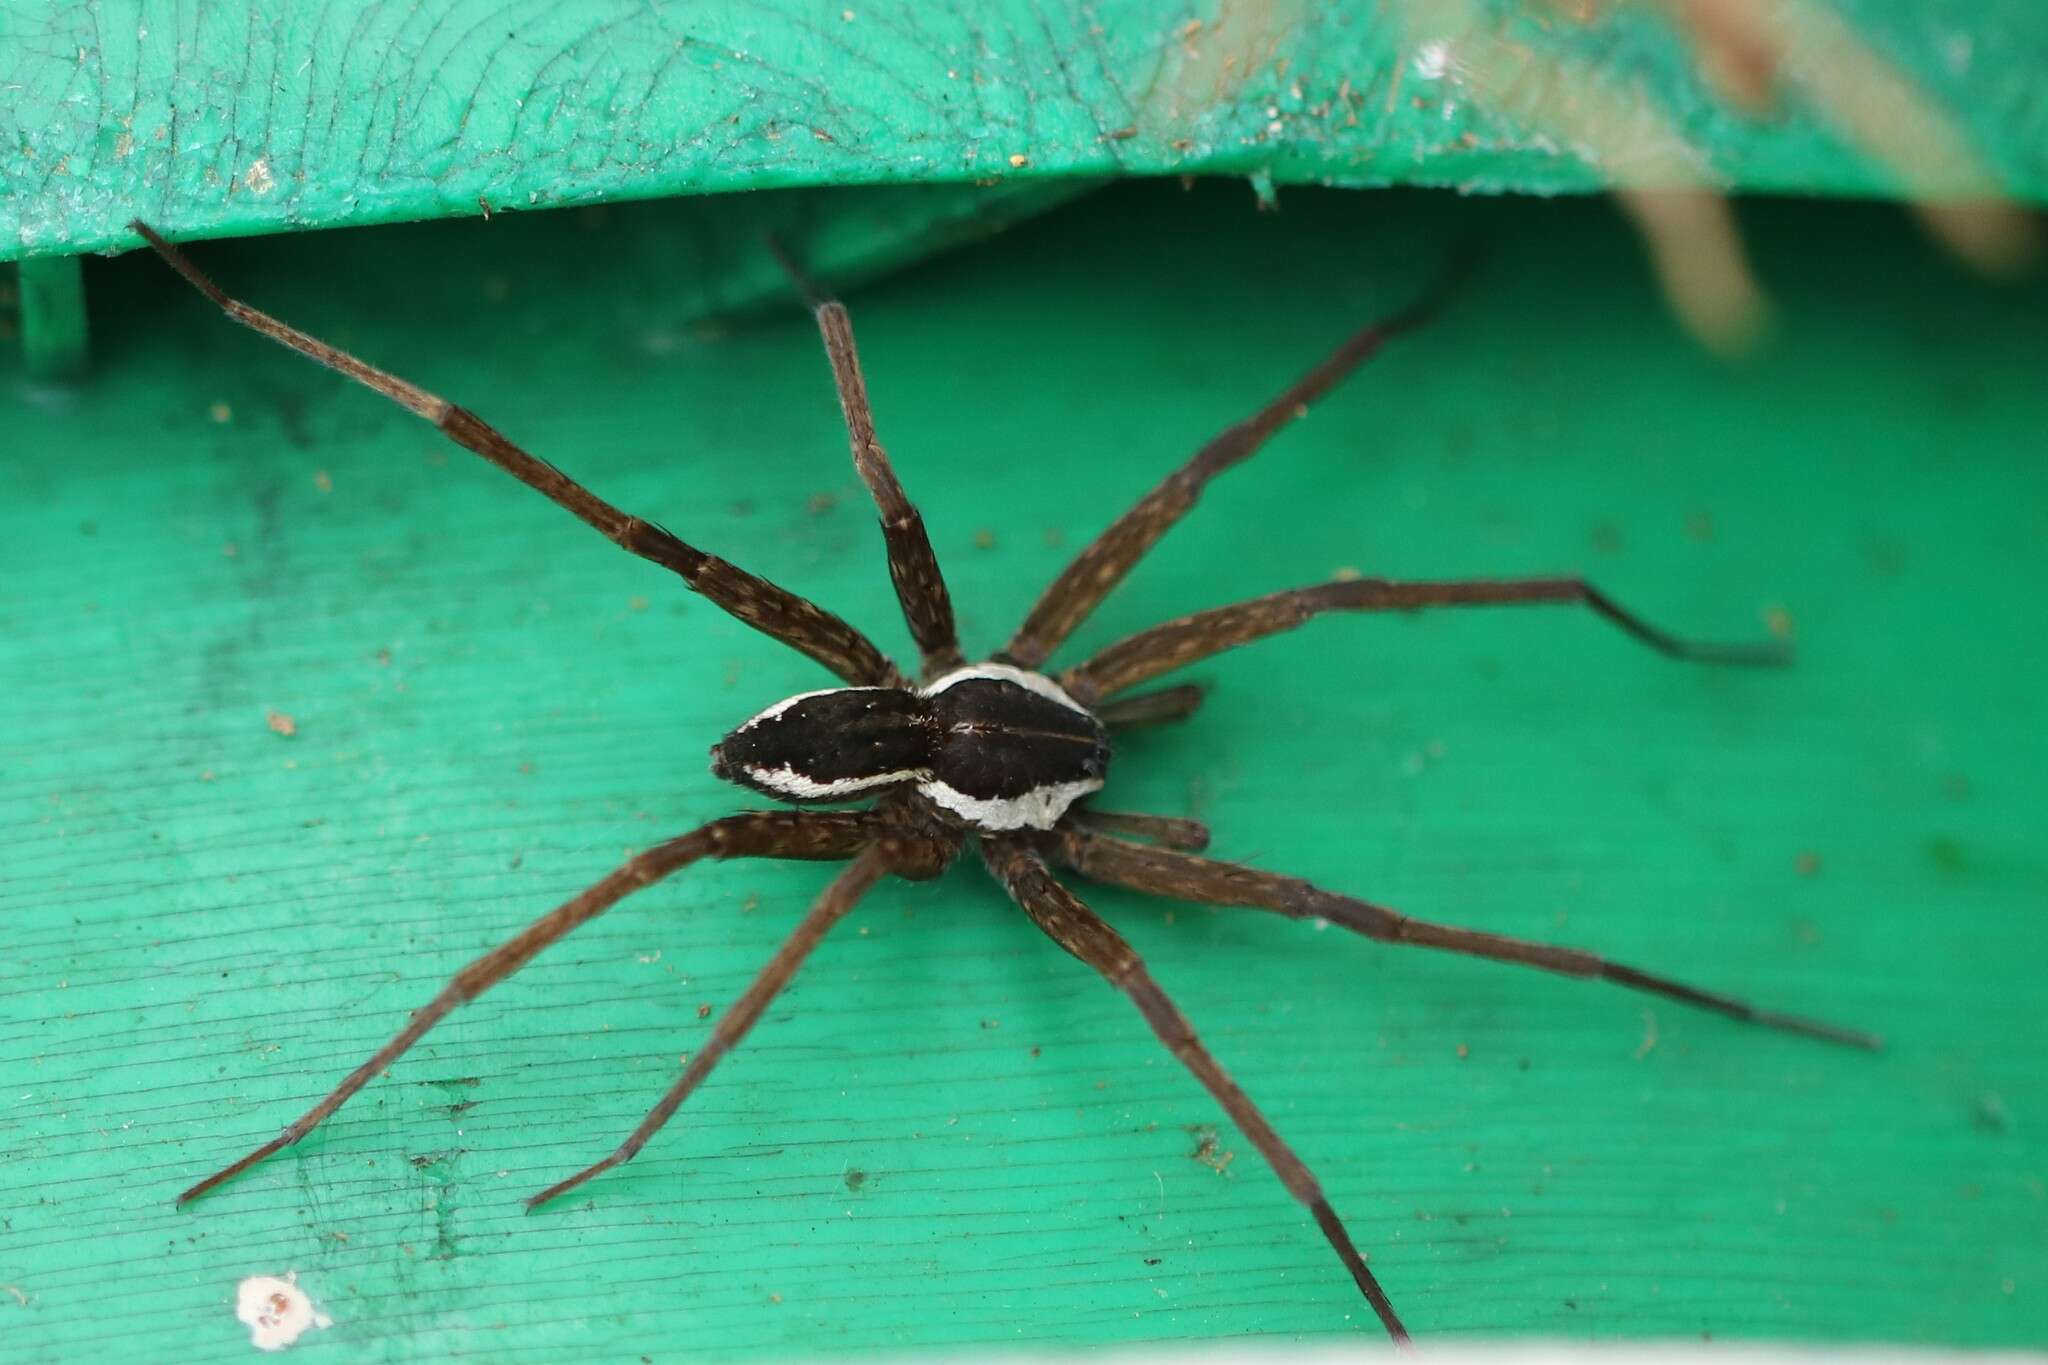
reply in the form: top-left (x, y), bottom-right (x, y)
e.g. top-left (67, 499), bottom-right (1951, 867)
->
top-left (1413, 41), bottom-right (1450, 81)
top-left (235, 1273), bottom-right (331, 1352)
top-left (243, 158), bottom-right (276, 196)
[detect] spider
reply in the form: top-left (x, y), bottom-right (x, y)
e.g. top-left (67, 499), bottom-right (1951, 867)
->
top-left (133, 218), bottom-right (1876, 1345)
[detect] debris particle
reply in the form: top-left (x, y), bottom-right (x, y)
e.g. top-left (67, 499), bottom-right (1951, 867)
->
top-left (3, 1285), bottom-right (25, 1306)
top-left (210, 401), bottom-right (233, 423)
top-left (266, 710), bottom-right (298, 738)
top-left (1455, 1043), bottom-right (1470, 1060)
top-left (222, 542), bottom-right (238, 557)
top-left (806, 491), bottom-right (838, 515)
top-left (242, 158), bottom-right (276, 196)
top-left (1634, 1010), bottom-right (1659, 1060)
top-left (1684, 510), bottom-right (1716, 542)
top-left (1794, 850), bottom-right (1821, 878)
top-left (1765, 606), bottom-right (1796, 639)
top-left (1190, 1126), bottom-right (1235, 1174)
top-left (697, 1002), bottom-right (712, 1019)
top-left (973, 528), bottom-right (998, 550)
top-left (312, 470), bottom-right (333, 493)
top-left (844, 1168), bottom-right (867, 1190)
top-left (628, 595), bottom-right (649, 612)
top-left (235, 1273), bottom-right (331, 1352)
top-left (1008, 153), bottom-right (1029, 168)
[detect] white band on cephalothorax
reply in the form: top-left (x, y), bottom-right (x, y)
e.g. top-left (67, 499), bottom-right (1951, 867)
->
top-left (921, 662), bottom-right (1090, 715)
top-left (916, 775), bottom-right (1104, 831)
top-left (735, 687), bottom-right (894, 733)
top-left (742, 762), bottom-right (932, 801)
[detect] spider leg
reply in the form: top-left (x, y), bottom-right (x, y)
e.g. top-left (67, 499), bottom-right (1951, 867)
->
top-left (1068, 808), bottom-right (1211, 852)
top-left (1094, 682), bottom-right (1207, 730)
top-left (176, 810), bottom-right (876, 1206)
top-left (769, 239), bottom-right (963, 677)
top-left (981, 836), bottom-right (1412, 1346)
top-left (1061, 575), bottom-right (1790, 702)
top-left (1056, 829), bottom-right (1880, 1051)
top-left (527, 841), bottom-right (896, 1208)
top-left (131, 221), bottom-right (900, 688)
top-left (1001, 259), bottom-right (1467, 671)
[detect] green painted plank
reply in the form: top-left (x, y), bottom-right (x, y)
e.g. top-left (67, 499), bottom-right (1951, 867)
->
top-left (3, 183), bottom-right (2044, 1359)
top-left (5, 0), bottom-right (2047, 262)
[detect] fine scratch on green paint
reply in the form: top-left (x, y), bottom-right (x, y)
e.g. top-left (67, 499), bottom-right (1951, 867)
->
top-left (3, 1), bottom-right (2047, 261)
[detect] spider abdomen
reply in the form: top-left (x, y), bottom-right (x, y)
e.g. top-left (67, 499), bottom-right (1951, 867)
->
top-left (711, 663), bottom-right (1108, 831)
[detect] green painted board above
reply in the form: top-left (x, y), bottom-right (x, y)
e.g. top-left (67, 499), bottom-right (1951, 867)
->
top-left (4, 0), bottom-right (2047, 263)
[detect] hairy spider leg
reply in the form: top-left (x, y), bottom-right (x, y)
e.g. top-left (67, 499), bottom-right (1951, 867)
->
top-left (1094, 683), bottom-right (1208, 730)
top-left (770, 238), bottom-right (964, 678)
top-left (176, 811), bottom-right (877, 1206)
top-left (1058, 829), bottom-right (1880, 1051)
top-left (1061, 575), bottom-right (1791, 704)
top-left (130, 220), bottom-right (902, 689)
top-left (1001, 257), bottom-right (1469, 671)
top-left (982, 837), bottom-right (1413, 1346)
top-left (528, 841), bottom-right (898, 1208)
top-left (1066, 808), bottom-right (1212, 852)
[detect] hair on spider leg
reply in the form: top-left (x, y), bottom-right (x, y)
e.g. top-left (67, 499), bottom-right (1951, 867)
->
top-left (134, 218), bottom-right (1870, 1344)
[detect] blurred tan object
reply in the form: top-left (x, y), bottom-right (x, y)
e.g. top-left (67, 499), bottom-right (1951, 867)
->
top-left (1397, 0), bottom-right (2036, 350)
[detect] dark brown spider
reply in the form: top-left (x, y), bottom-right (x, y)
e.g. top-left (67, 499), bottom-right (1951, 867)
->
top-left (134, 219), bottom-right (1876, 1345)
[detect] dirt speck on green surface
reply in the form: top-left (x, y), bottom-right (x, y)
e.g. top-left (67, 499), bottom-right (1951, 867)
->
top-left (1925, 834), bottom-right (1969, 877)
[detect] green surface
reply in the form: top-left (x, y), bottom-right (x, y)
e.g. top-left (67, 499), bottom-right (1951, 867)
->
top-left (4, 182), bottom-right (2045, 1358)
top-left (5, 0), bottom-right (2048, 262)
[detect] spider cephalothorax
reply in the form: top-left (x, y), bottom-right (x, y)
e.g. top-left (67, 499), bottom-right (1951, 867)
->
top-left (136, 220), bottom-right (1876, 1345)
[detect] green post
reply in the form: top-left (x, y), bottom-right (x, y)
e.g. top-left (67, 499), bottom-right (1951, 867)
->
top-left (18, 256), bottom-right (89, 380)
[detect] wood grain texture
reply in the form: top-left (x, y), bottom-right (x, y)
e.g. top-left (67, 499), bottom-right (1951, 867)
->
top-left (5, 1), bottom-right (2047, 261)
top-left (3, 183), bottom-right (2045, 1358)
